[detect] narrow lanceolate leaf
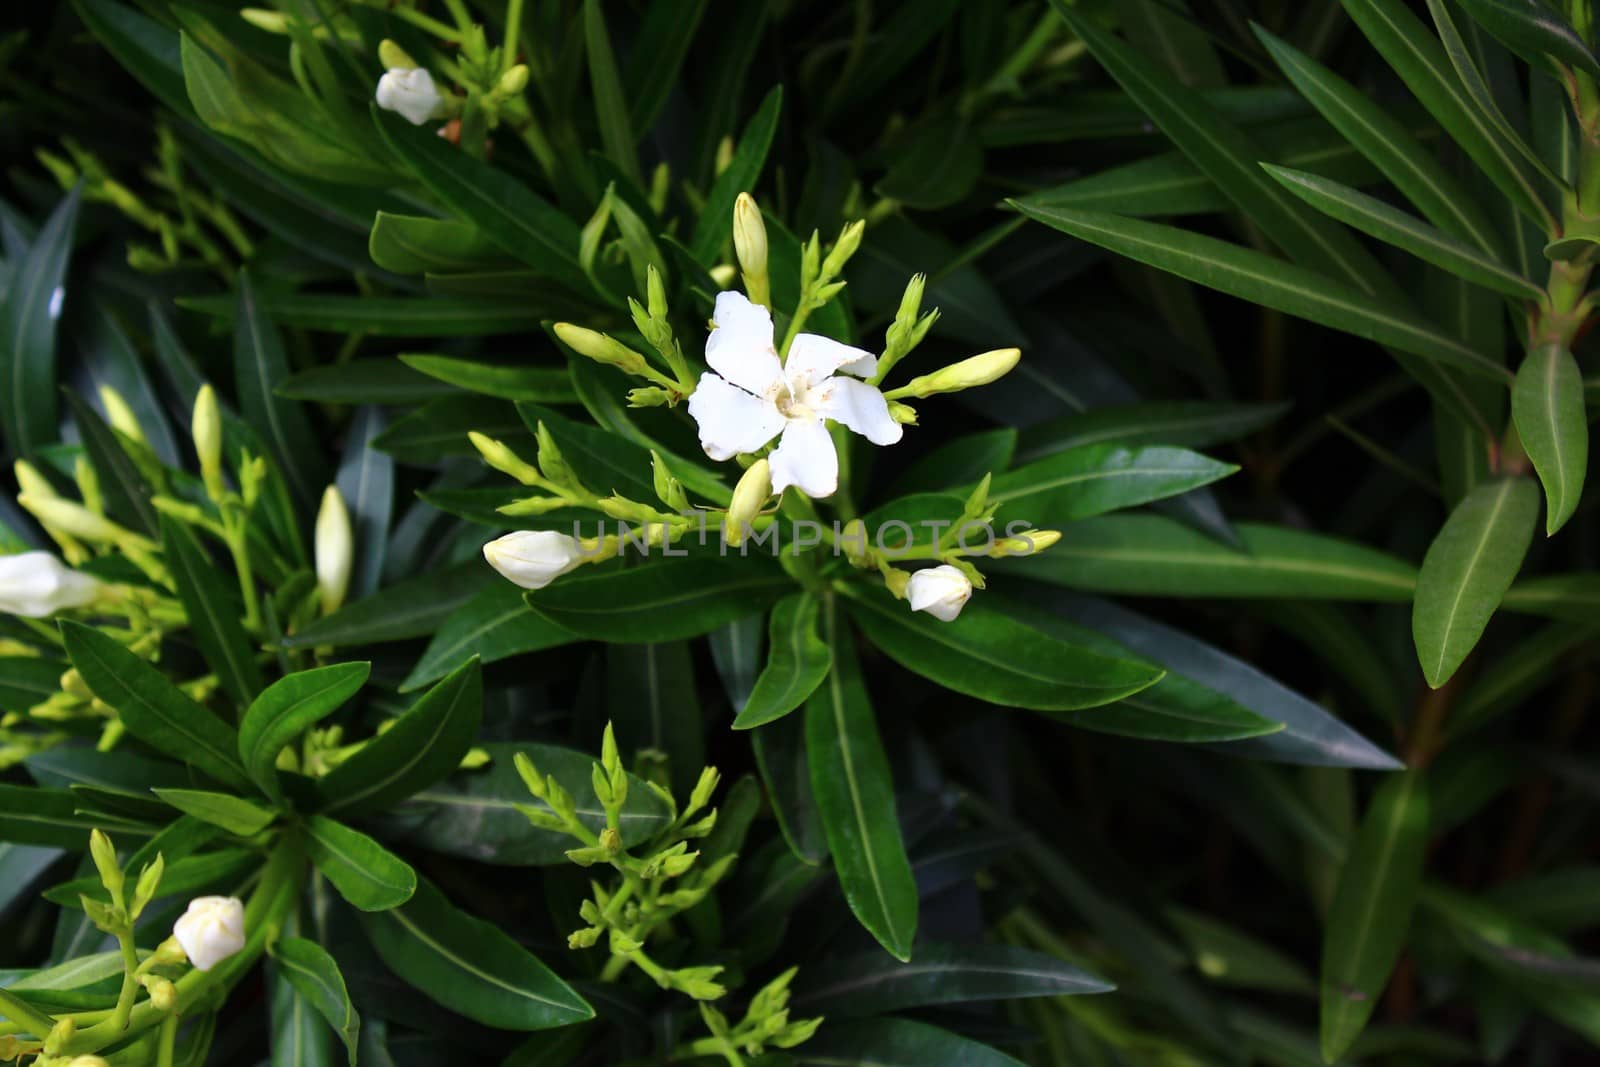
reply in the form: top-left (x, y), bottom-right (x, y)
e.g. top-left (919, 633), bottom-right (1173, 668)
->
top-left (1512, 343), bottom-right (1587, 534)
top-left (733, 594), bottom-right (831, 730)
top-left (1, 187), bottom-right (78, 456)
top-left (1321, 771), bottom-right (1430, 1063)
top-left (1050, 2), bottom-right (1387, 289)
top-left (238, 663), bottom-right (370, 800)
top-left (1262, 166), bottom-right (1543, 301)
top-left (151, 788), bottom-right (274, 835)
top-left (1455, 0), bottom-right (1600, 79)
top-left (1253, 26), bottom-right (1508, 260)
top-left (0, 785), bottom-right (151, 848)
top-left (1340, 0), bottom-right (1557, 229)
top-left (273, 937), bottom-right (360, 1067)
top-left (796, 1018), bottom-right (1028, 1066)
top-left (1012, 204), bottom-right (1508, 382)
top-left (400, 583), bottom-right (573, 693)
top-left (687, 85), bottom-right (782, 265)
top-left (583, 0), bottom-right (638, 184)
top-left (526, 559), bottom-right (791, 643)
top-left (792, 942), bottom-right (1113, 1018)
top-left (235, 269), bottom-right (324, 505)
top-left (336, 407), bottom-right (392, 600)
top-left (314, 658), bottom-right (482, 817)
top-left (805, 598), bottom-right (918, 961)
top-left (985, 442), bottom-right (1238, 524)
top-left (60, 621), bottom-right (250, 791)
top-left (842, 582), bottom-right (1164, 711)
top-left (305, 816), bottom-right (416, 912)
top-left (63, 393), bottom-right (158, 537)
top-left (161, 515), bottom-right (263, 711)
top-left (1413, 477), bottom-right (1540, 687)
top-left (358, 877), bottom-right (592, 1030)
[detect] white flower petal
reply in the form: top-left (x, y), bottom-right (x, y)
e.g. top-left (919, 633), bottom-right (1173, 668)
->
top-left (785, 332), bottom-right (878, 389)
top-left (687, 373), bottom-right (786, 461)
top-left (768, 418), bottom-right (839, 498)
top-left (814, 377), bottom-right (903, 446)
top-left (484, 530), bottom-right (586, 590)
top-left (173, 896), bottom-right (246, 972)
top-left (706, 291), bottom-right (784, 396)
top-left (375, 68), bottom-right (442, 126)
top-left (906, 565), bottom-right (972, 622)
top-left (0, 551), bottom-right (101, 617)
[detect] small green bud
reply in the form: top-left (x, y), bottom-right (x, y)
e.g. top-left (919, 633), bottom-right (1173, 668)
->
top-left (609, 928), bottom-right (644, 954)
top-left (470, 431), bottom-right (541, 485)
top-left (888, 348), bottom-right (1020, 399)
top-left (241, 8), bottom-right (291, 33)
top-left (733, 192), bottom-right (770, 307)
top-left (553, 323), bottom-right (649, 376)
top-left (567, 926), bottom-right (603, 949)
top-left (647, 264), bottom-right (669, 320)
top-left (964, 473), bottom-right (991, 517)
top-left (130, 853), bottom-right (164, 919)
top-left (990, 529), bottom-right (1061, 558)
top-left (714, 135), bottom-right (734, 175)
top-left (652, 452), bottom-right (689, 512)
top-left (496, 495), bottom-right (570, 517)
top-left (565, 844), bottom-right (610, 867)
top-left (660, 850), bottom-right (699, 878)
top-left (534, 422), bottom-right (575, 488)
top-left (687, 766), bottom-right (721, 816)
top-left (80, 894), bottom-right (122, 934)
top-left (724, 460), bottom-right (770, 545)
top-left (192, 384), bottom-right (224, 497)
top-left (90, 829), bottom-right (123, 903)
top-left (515, 803), bottom-right (567, 832)
top-left (143, 974), bottom-right (177, 1012)
top-left (98, 386), bottom-right (144, 445)
top-left (514, 752), bottom-right (546, 799)
top-left (496, 63), bottom-right (529, 96)
top-left (628, 386), bottom-right (672, 408)
top-left (770, 1015), bottom-right (825, 1048)
top-left (882, 566), bottom-right (910, 599)
top-left (600, 722), bottom-right (621, 776)
top-left (887, 401), bottom-right (917, 425)
top-left (669, 965), bottom-right (726, 1001)
top-left (378, 39), bottom-right (417, 69)
top-left (44, 1016), bottom-right (76, 1055)
top-left (599, 827), bottom-right (623, 853)
top-left (821, 219), bottom-right (865, 279)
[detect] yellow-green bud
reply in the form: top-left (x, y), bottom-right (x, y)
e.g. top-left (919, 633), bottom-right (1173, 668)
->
top-left (241, 8), bottom-right (290, 33)
top-left (143, 974), bottom-right (177, 1012)
top-left (314, 486), bottom-right (353, 616)
top-left (887, 348), bottom-right (1021, 399)
top-left (724, 459), bottom-right (770, 545)
top-left (553, 323), bottom-right (649, 376)
top-left (61, 668), bottom-right (92, 700)
top-left (98, 386), bottom-right (144, 445)
top-left (821, 218), bottom-right (866, 279)
top-left (628, 386), bottom-right (671, 408)
top-left (378, 39), bottom-right (417, 70)
top-left (14, 459), bottom-right (56, 499)
top-left (646, 264), bottom-right (669, 320)
top-left (45, 1016), bottom-right (76, 1054)
top-left (882, 566), bottom-right (910, 599)
top-left (90, 829), bottom-right (122, 901)
top-left (18, 494), bottom-right (147, 548)
top-left (990, 529), bottom-right (1061, 557)
top-left (192, 384), bottom-right (224, 496)
top-left (496, 63), bottom-right (529, 96)
top-left (709, 263), bottom-right (737, 288)
top-left (470, 431), bottom-right (541, 485)
top-left (887, 401), bottom-right (917, 425)
top-left (733, 192), bottom-right (770, 307)
top-left (714, 135), bottom-right (734, 175)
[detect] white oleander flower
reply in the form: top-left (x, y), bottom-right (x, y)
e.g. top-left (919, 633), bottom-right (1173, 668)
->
top-left (484, 530), bottom-right (586, 590)
top-left (375, 67), bottom-right (443, 125)
top-left (906, 565), bottom-right (972, 623)
top-left (0, 551), bottom-right (102, 617)
top-left (687, 292), bottom-right (901, 498)
top-left (172, 896), bottom-right (246, 972)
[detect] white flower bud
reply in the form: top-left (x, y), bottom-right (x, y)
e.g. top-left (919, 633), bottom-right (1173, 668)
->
top-left (172, 896), bottom-right (246, 971)
top-left (887, 348), bottom-right (1021, 400)
top-left (483, 530), bottom-right (586, 590)
top-left (733, 192), bottom-right (770, 307)
top-left (0, 551), bottom-right (102, 617)
top-left (905, 564), bottom-right (972, 623)
top-left (375, 67), bottom-right (443, 126)
top-left (314, 486), bottom-right (353, 616)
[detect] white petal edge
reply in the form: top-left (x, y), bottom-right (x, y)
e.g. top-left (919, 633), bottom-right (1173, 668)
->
top-left (706, 292), bottom-right (784, 396)
top-left (815, 377), bottom-right (903, 446)
top-left (768, 418), bottom-right (839, 498)
top-left (785, 332), bottom-right (878, 389)
top-left (687, 373), bottom-right (786, 461)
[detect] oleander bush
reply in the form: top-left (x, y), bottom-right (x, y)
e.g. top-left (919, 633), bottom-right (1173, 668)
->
top-left (1, 1), bottom-right (1599, 1064)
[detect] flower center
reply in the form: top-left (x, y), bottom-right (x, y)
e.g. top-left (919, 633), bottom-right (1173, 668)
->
top-left (770, 375), bottom-right (819, 420)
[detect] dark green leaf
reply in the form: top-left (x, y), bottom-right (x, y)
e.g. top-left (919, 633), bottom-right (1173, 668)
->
top-left (367, 212), bottom-right (513, 275)
top-left (987, 442), bottom-right (1237, 524)
top-left (277, 360), bottom-right (452, 405)
top-left (238, 663), bottom-right (370, 800)
top-left (398, 355), bottom-right (577, 403)
top-left (1455, 0), bottom-right (1600, 77)
top-left (152, 788), bottom-right (276, 836)
top-left (336, 406), bottom-right (393, 599)
top-left (1, 187), bottom-right (78, 457)
top-left (400, 582), bottom-right (574, 692)
top-left (281, 561), bottom-right (496, 649)
top-left (526, 559), bottom-right (790, 642)
top-left (876, 117), bottom-right (984, 210)
top-left (235, 269), bottom-right (324, 505)
top-left (1512, 343), bottom-right (1587, 534)
top-left (794, 1018), bottom-right (1026, 1066)
top-left (273, 937), bottom-right (360, 1067)
top-left (0, 785), bottom-right (150, 848)
top-left (305, 815), bottom-right (416, 911)
top-left (162, 515), bottom-right (263, 711)
top-left (688, 86), bottom-right (782, 265)
top-left (734, 594), bottom-right (831, 730)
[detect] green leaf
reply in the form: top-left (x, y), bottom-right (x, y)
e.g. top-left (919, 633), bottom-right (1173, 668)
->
top-left (890, 429), bottom-right (1018, 497)
top-left (792, 942), bottom-right (1112, 1018)
top-left (1502, 571), bottom-right (1600, 620)
top-left (400, 582), bottom-right (574, 692)
top-left (0, 785), bottom-right (151, 848)
top-left (1262, 164), bottom-right (1543, 301)
top-left (1168, 907), bottom-right (1317, 995)
top-left (1413, 476), bottom-right (1540, 687)
top-left (1, 187), bottom-right (78, 457)
top-left (315, 658), bottom-right (482, 817)
top-left (183, 290), bottom-right (564, 337)
top-left (805, 598), bottom-right (917, 960)
top-left (272, 937), bottom-right (359, 1067)
top-left (842, 582), bottom-right (1163, 712)
top-left (357, 877), bottom-right (592, 1030)
top-left (277, 360), bottom-right (451, 405)
top-left (48, 848), bottom-right (255, 910)
top-left (1253, 26), bottom-right (1508, 260)
top-left (281, 562), bottom-right (496, 649)
top-left (305, 815), bottom-right (416, 912)
top-left (1015, 401), bottom-right (1287, 463)
top-left (161, 515), bottom-right (263, 711)
top-left (625, 0), bottom-right (710, 130)
top-left (238, 663), bottom-right (370, 800)
top-left (1052, 2), bottom-right (1388, 288)
top-left (688, 85), bottom-right (782, 265)
top-left (373, 395), bottom-right (527, 463)
top-left (1012, 203), bottom-right (1508, 382)
top-left (72, 0), bottom-right (191, 117)
top-left (269, 954), bottom-right (336, 1066)
top-left (604, 642), bottom-right (705, 797)
top-left (1340, 0), bottom-right (1558, 229)
top-left (1000, 514), bottom-right (1418, 601)
top-left (367, 212), bottom-right (513, 275)
top-left (876, 116), bottom-right (984, 210)
top-left (516, 402), bottom-right (661, 504)
top-left (61, 621), bottom-right (250, 791)
top-left (398, 354), bottom-right (577, 403)
top-left (1512, 343), bottom-right (1587, 534)
top-left (525, 559), bottom-right (791, 642)
top-left (1455, 0), bottom-right (1600, 78)
top-left (337, 407), bottom-right (392, 600)
top-left (235, 269), bottom-right (324, 505)
top-left (0, 656), bottom-right (66, 713)
top-left (733, 594), bottom-right (832, 730)
top-left (375, 742), bottom-right (671, 866)
top-left (62, 393), bottom-right (158, 538)
top-left (795, 1018), bottom-right (1027, 1066)
top-left (1321, 771), bottom-right (1430, 1062)
top-left (752, 710), bottom-right (828, 865)
top-left (986, 442), bottom-right (1238, 524)
top-left (152, 788), bottom-right (276, 836)
top-left (372, 108), bottom-right (581, 277)
top-left (583, 0), bottom-right (638, 184)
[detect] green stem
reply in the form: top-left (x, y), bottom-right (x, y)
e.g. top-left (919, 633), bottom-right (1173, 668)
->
top-left (155, 1011), bottom-right (178, 1067)
top-left (501, 0), bottom-right (525, 74)
top-left (0, 989), bottom-right (55, 1040)
top-left (108, 929), bottom-right (143, 1031)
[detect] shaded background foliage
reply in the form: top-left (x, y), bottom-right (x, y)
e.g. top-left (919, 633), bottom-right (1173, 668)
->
top-left (1, 1), bottom-right (1599, 1065)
